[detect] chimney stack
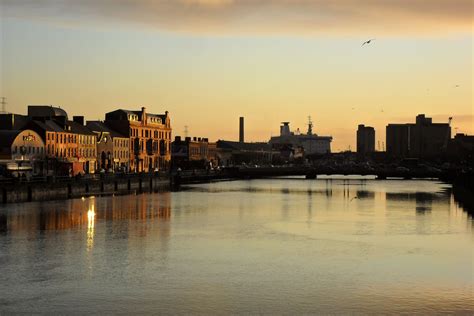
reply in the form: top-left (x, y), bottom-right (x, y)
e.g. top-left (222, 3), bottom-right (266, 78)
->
top-left (239, 117), bottom-right (244, 143)
top-left (73, 116), bottom-right (84, 126)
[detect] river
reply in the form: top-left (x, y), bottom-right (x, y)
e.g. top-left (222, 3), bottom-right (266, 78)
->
top-left (0, 178), bottom-right (473, 314)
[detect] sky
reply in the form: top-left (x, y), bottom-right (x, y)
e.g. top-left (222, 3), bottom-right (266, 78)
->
top-left (1, 0), bottom-right (472, 151)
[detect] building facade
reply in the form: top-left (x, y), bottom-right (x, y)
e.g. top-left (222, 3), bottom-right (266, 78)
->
top-left (26, 105), bottom-right (96, 175)
top-left (105, 107), bottom-right (171, 172)
top-left (386, 114), bottom-right (451, 159)
top-left (0, 129), bottom-right (45, 176)
top-left (0, 113), bottom-right (29, 130)
top-left (70, 117), bottom-right (97, 174)
top-left (356, 124), bottom-right (375, 156)
top-left (87, 121), bottom-right (130, 172)
top-left (216, 140), bottom-right (276, 166)
top-left (172, 136), bottom-right (218, 169)
top-left (447, 133), bottom-right (474, 164)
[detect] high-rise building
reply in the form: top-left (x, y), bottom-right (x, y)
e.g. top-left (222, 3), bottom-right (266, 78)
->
top-left (386, 114), bottom-right (451, 159)
top-left (356, 124), bottom-right (375, 155)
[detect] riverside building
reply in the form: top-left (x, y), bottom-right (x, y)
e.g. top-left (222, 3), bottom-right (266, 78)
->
top-left (386, 114), bottom-right (451, 159)
top-left (105, 107), bottom-right (171, 172)
top-left (87, 121), bottom-right (130, 172)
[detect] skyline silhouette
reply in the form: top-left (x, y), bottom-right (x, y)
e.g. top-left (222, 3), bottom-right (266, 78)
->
top-left (1, 0), bottom-right (472, 151)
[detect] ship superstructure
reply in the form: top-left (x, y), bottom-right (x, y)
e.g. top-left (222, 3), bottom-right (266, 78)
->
top-left (269, 116), bottom-right (332, 155)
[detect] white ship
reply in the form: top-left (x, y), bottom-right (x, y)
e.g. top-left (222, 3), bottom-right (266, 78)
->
top-left (269, 117), bottom-right (332, 155)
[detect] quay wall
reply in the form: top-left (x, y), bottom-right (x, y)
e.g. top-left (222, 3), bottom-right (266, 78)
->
top-left (1, 175), bottom-right (171, 204)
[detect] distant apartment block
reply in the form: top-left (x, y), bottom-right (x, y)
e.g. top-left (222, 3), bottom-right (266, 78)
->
top-left (356, 124), bottom-right (375, 155)
top-left (386, 114), bottom-right (451, 159)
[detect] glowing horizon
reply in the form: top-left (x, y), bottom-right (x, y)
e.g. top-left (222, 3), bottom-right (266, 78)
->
top-left (1, 1), bottom-right (472, 151)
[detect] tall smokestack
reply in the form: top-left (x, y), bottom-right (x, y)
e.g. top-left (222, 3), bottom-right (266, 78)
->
top-left (239, 117), bottom-right (244, 143)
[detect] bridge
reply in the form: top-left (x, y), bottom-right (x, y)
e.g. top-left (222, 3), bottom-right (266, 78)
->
top-left (233, 166), bottom-right (446, 180)
top-left (175, 165), bottom-right (462, 185)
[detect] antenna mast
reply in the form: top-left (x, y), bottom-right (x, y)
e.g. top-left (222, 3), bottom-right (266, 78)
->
top-left (184, 125), bottom-right (189, 138)
top-left (307, 115), bottom-right (313, 135)
top-left (0, 97), bottom-right (6, 113)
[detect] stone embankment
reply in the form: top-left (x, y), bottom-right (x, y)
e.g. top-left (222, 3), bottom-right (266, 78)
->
top-left (1, 173), bottom-right (170, 204)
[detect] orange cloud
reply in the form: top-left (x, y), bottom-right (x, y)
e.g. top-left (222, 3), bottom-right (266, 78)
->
top-left (3, 0), bottom-right (472, 36)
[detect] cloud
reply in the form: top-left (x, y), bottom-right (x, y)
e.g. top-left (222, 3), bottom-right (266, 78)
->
top-left (2, 0), bottom-right (472, 36)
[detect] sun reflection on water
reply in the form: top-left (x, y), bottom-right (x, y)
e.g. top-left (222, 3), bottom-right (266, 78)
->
top-left (87, 205), bottom-right (95, 251)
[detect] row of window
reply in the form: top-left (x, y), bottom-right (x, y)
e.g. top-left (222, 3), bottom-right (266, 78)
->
top-left (131, 138), bottom-right (171, 154)
top-left (148, 117), bottom-right (162, 124)
top-left (12, 146), bottom-right (44, 155)
top-left (46, 144), bottom-right (96, 158)
top-left (47, 133), bottom-right (96, 145)
top-left (189, 145), bottom-right (211, 155)
top-left (126, 114), bottom-right (163, 124)
top-left (114, 150), bottom-right (128, 159)
top-left (128, 114), bottom-right (139, 121)
top-left (130, 128), bottom-right (171, 140)
top-left (114, 139), bottom-right (129, 148)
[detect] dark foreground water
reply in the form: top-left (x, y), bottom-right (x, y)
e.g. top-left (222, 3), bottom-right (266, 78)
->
top-left (0, 178), bottom-right (473, 314)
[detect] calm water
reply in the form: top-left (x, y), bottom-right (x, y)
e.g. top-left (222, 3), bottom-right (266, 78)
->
top-left (0, 178), bottom-right (473, 314)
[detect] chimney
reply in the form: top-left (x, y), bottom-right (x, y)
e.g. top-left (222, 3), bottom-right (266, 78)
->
top-left (280, 122), bottom-right (290, 136)
top-left (239, 117), bottom-right (244, 143)
top-left (141, 107), bottom-right (146, 122)
top-left (175, 136), bottom-right (181, 142)
top-left (73, 116), bottom-right (84, 125)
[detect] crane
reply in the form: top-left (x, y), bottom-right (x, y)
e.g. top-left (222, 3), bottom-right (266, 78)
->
top-left (442, 117), bottom-right (453, 151)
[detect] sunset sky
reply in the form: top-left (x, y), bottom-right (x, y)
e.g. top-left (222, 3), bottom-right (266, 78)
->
top-left (1, 0), bottom-right (472, 151)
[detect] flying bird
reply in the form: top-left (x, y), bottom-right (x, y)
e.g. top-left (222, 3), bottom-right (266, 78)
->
top-left (454, 84), bottom-right (460, 88)
top-left (362, 38), bottom-right (375, 46)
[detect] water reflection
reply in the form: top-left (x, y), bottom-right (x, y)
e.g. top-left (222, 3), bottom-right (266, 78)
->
top-left (87, 205), bottom-right (95, 251)
top-left (356, 190), bottom-right (375, 200)
top-left (452, 185), bottom-right (474, 218)
top-left (0, 180), bottom-right (472, 314)
top-left (0, 213), bottom-right (6, 234)
top-left (0, 193), bottom-right (171, 237)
